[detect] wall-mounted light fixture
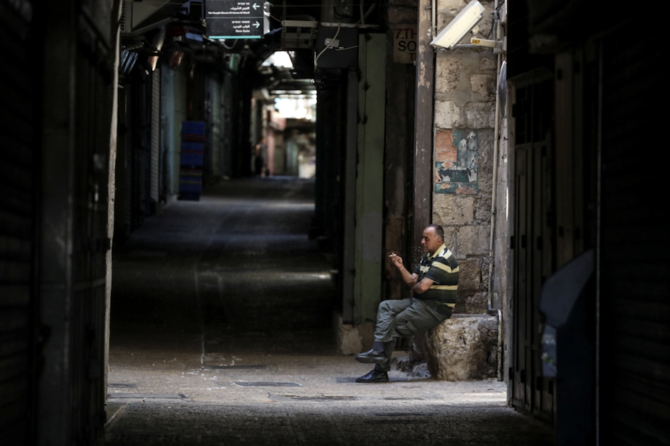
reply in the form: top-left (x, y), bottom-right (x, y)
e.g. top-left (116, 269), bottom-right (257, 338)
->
top-left (430, 0), bottom-right (485, 50)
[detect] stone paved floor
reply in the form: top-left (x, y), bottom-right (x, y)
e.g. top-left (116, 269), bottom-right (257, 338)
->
top-left (105, 178), bottom-right (554, 446)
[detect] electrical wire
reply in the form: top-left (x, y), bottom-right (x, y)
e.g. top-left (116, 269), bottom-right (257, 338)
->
top-left (221, 39), bottom-right (237, 50)
top-left (487, 2), bottom-right (503, 39)
top-left (314, 22), bottom-right (340, 69)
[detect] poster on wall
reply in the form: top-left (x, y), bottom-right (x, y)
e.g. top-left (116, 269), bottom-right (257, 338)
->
top-left (434, 129), bottom-right (479, 194)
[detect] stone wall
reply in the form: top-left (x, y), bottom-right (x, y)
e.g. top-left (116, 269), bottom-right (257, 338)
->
top-left (426, 0), bottom-right (501, 380)
top-left (432, 0), bottom-right (496, 315)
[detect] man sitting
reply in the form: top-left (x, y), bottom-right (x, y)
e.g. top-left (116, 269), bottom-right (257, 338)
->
top-left (355, 224), bottom-right (459, 383)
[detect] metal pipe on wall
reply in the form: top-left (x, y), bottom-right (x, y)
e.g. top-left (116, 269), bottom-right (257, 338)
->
top-left (487, 0), bottom-right (504, 381)
top-left (413, 0), bottom-right (435, 262)
top-left (104, 0), bottom-right (125, 407)
top-left (432, 0), bottom-right (437, 38)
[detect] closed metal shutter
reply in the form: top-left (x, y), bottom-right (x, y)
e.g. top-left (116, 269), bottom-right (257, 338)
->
top-left (160, 63), bottom-right (174, 197)
top-left (600, 25), bottom-right (668, 446)
top-left (222, 72), bottom-right (233, 178)
top-left (129, 80), bottom-right (150, 226)
top-left (210, 74), bottom-right (223, 178)
top-left (151, 67), bottom-right (160, 205)
top-left (0, 1), bottom-right (37, 443)
top-left (124, 119), bottom-right (133, 231)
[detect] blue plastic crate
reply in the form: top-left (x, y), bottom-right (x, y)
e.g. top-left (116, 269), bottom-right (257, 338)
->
top-left (181, 121), bottom-right (205, 135)
top-left (182, 134), bottom-right (205, 142)
top-left (179, 168), bottom-right (202, 177)
top-left (181, 141), bottom-right (205, 152)
top-left (179, 181), bottom-right (202, 194)
top-left (180, 152), bottom-right (204, 167)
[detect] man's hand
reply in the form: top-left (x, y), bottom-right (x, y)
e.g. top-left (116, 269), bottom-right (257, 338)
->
top-left (389, 253), bottom-right (404, 269)
top-left (389, 253), bottom-right (418, 288)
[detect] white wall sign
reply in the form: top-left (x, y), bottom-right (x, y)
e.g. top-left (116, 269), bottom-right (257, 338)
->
top-left (393, 25), bottom-right (417, 64)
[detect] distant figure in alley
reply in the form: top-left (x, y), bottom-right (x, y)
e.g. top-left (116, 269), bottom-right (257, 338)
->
top-left (254, 137), bottom-right (267, 177)
top-left (355, 225), bottom-right (459, 383)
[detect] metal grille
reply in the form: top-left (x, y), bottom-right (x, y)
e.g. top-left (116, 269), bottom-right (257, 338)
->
top-left (510, 71), bottom-right (555, 422)
top-left (0, 1), bottom-right (36, 443)
top-left (68, 11), bottom-right (113, 441)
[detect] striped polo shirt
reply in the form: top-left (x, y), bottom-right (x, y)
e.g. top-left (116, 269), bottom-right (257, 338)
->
top-left (413, 244), bottom-right (459, 311)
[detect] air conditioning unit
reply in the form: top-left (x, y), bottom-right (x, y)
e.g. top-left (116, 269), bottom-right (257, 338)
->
top-left (281, 20), bottom-right (318, 50)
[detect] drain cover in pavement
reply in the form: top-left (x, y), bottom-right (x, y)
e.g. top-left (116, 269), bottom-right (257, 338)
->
top-left (127, 250), bottom-right (167, 257)
top-left (270, 394), bottom-right (358, 402)
top-left (106, 433), bottom-right (200, 443)
top-left (335, 377), bottom-right (358, 383)
top-left (234, 381), bottom-right (302, 387)
top-left (108, 383), bottom-right (137, 388)
top-left (374, 413), bottom-right (429, 417)
top-left (107, 393), bottom-right (187, 399)
top-left (365, 420), bottom-right (428, 424)
top-left (203, 365), bottom-right (267, 370)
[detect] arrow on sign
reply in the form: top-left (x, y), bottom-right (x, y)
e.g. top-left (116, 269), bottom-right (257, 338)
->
top-left (252, 3), bottom-right (260, 10)
top-left (253, 21), bottom-right (260, 28)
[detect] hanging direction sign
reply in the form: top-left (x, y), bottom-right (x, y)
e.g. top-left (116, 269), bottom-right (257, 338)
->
top-left (206, 0), bottom-right (264, 39)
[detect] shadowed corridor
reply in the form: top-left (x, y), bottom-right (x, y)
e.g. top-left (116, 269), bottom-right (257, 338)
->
top-left (105, 178), bottom-right (553, 446)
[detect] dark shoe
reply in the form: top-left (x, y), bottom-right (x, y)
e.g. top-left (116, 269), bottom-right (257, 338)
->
top-left (356, 369), bottom-right (389, 383)
top-left (355, 349), bottom-right (387, 364)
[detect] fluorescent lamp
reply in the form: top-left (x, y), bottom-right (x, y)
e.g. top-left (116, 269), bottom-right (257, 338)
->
top-left (431, 0), bottom-right (485, 50)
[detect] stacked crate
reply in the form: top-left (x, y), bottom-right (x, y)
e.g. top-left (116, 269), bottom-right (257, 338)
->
top-left (179, 121), bottom-right (205, 200)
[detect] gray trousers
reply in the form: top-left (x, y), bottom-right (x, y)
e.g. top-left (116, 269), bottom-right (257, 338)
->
top-left (373, 297), bottom-right (450, 372)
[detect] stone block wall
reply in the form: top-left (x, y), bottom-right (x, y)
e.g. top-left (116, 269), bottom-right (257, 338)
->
top-left (432, 0), bottom-right (496, 315)
top-left (424, 0), bottom-right (500, 381)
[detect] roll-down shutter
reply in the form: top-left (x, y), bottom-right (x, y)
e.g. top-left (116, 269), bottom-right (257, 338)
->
top-left (0, 2), bottom-right (38, 443)
top-left (600, 25), bottom-right (669, 446)
top-left (151, 67), bottom-right (160, 206)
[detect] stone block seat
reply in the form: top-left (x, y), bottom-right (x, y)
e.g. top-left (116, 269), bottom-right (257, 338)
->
top-left (425, 313), bottom-right (499, 381)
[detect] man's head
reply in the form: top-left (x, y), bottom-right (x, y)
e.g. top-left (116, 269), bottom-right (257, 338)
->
top-left (421, 224), bottom-right (444, 255)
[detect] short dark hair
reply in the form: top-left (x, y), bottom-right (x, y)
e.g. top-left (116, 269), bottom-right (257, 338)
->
top-left (427, 224), bottom-right (444, 242)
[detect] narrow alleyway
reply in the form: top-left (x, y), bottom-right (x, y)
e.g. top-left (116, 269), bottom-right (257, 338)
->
top-left (105, 178), bottom-right (553, 446)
